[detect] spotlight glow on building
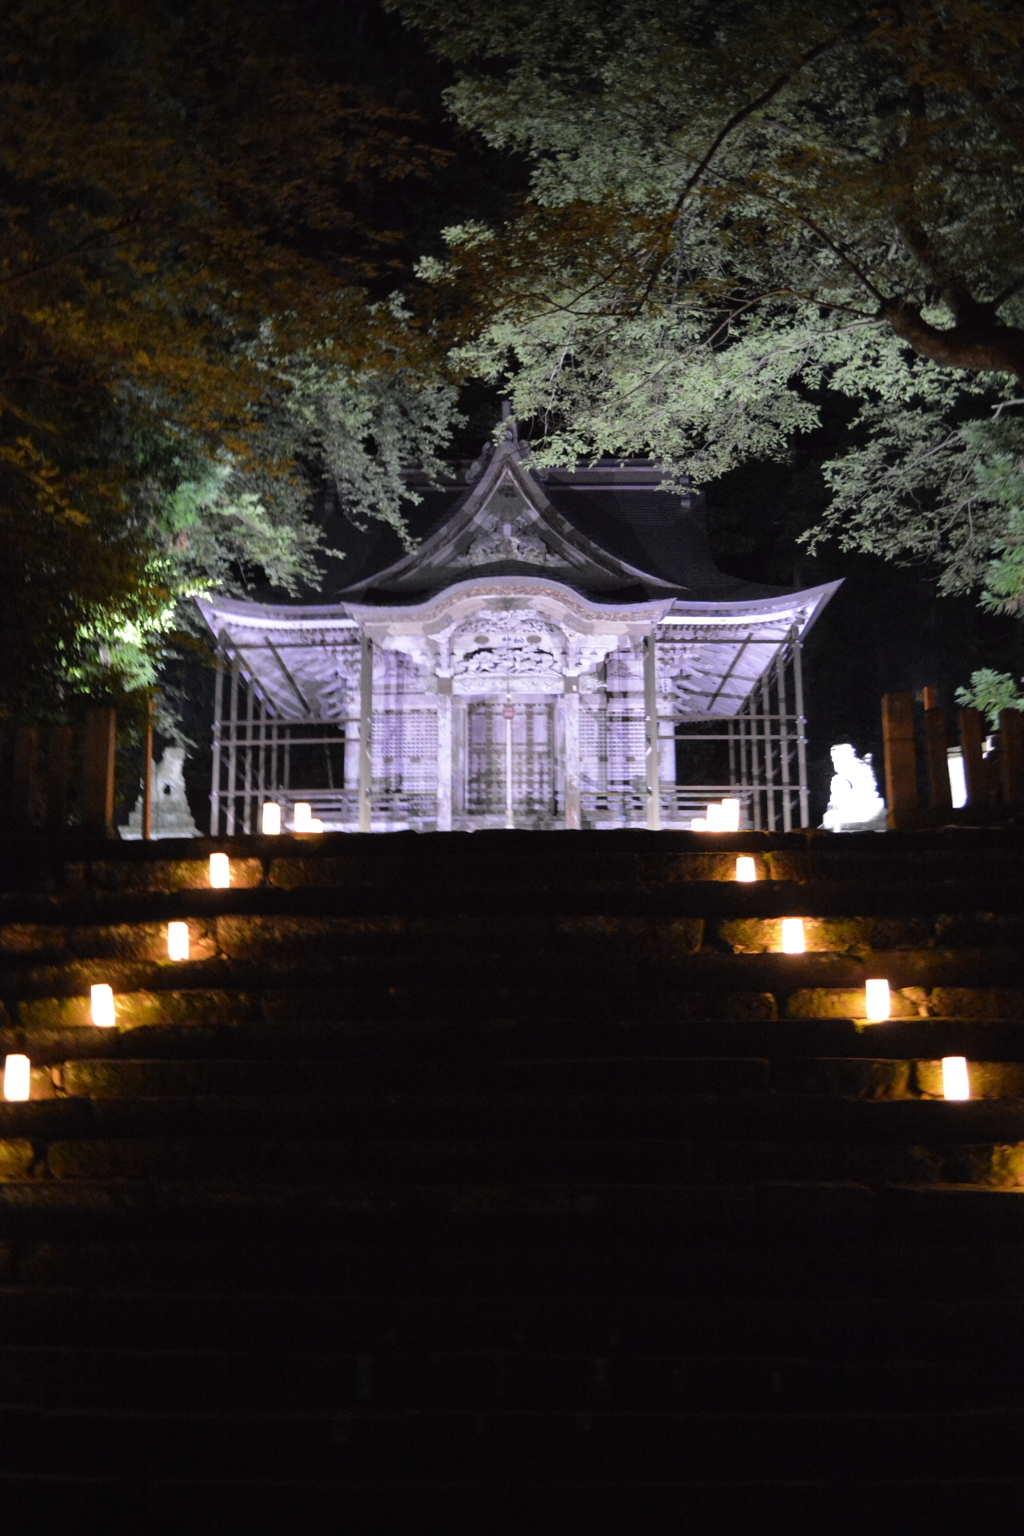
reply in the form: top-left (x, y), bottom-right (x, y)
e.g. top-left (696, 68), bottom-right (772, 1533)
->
top-left (942, 1056), bottom-right (971, 1100)
top-left (3, 1054), bottom-right (30, 1101)
top-left (865, 978), bottom-right (891, 1021)
top-left (261, 802), bottom-right (282, 835)
top-left (90, 983), bottom-right (116, 1028)
top-left (167, 922), bottom-right (190, 961)
top-left (209, 853), bottom-right (230, 888)
top-left (781, 918), bottom-right (806, 954)
top-left (735, 857), bottom-right (757, 882)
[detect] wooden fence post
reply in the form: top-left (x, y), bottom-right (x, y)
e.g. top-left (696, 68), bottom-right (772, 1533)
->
top-left (45, 725), bottom-right (75, 829)
top-left (1000, 708), bottom-right (1024, 807)
top-left (82, 707), bottom-right (116, 837)
top-left (881, 692), bottom-right (918, 827)
top-left (958, 707), bottom-right (988, 808)
top-left (921, 687), bottom-right (952, 811)
top-left (11, 726), bottom-right (41, 827)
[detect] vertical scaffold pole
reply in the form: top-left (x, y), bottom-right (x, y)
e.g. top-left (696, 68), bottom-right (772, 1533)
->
top-left (358, 635), bottom-right (373, 833)
top-left (210, 635), bottom-right (226, 835)
top-left (643, 633), bottom-right (661, 831)
top-left (791, 628), bottom-right (810, 828)
top-left (777, 645), bottom-right (792, 832)
top-left (225, 653), bottom-right (239, 836)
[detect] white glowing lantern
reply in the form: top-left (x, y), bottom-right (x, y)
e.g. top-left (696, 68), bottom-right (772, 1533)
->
top-left (781, 918), bottom-right (806, 954)
top-left (3, 1054), bottom-right (30, 1101)
top-left (720, 798), bottom-right (741, 831)
top-left (209, 853), bottom-right (230, 889)
top-left (690, 817), bottom-right (707, 830)
top-left (864, 978), bottom-right (891, 1021)
top-left (167, 922), bottom-right (190, 961)
top-left (90, 983), bottom-right (116, 1028)
top-left (705, 802), bottom-right (726, 831)
top-left (735, 856), bottom-right (757, 882)
top-left (292, 803), bottom-right (323, 833)
top-left (942, 1056), bottom-right (971, 1100)
top-left (261, 802), bottom-right (282, 836)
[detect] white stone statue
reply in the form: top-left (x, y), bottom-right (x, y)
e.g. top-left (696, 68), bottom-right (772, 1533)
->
top-left (820, 742), bottom-right (887, 833)
top-left (121, 745), bottom-right (199, 839)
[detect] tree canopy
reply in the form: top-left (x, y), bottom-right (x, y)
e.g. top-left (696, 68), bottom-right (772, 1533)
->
top-left (1, 0), bottom-right (456, 718)
top-left (396, 0), bottom-right (1024, 622)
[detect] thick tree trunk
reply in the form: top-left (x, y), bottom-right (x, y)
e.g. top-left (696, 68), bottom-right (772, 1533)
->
top-left (883, 301), bottom-right (1024, 380)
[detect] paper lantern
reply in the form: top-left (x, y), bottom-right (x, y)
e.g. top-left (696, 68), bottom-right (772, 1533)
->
top-left (865, 978), bottom-right (891, 1022)
top-left (720, 798), bottom-right (741, 831)
top-left (209, 853), bottom-right (230, 889)
top-left (167, 922), bottom-right (190, 961)
top-left (781, 918), bottom-right (805, 954)
top-left (735, 857), bottom-right (757, 882)
top-left (942, 1056), bottom-right (970, 1100)
top-left (90, 983), bottom-right (116, 1028)
top-left (690, 817), bottom-right (707, 831)
top-left (293, 802), bottom-right (313, 831)
top-left (261, 802), bottom-right (282, 835)
top-left (3, 1054), bottom-right (30, 1101)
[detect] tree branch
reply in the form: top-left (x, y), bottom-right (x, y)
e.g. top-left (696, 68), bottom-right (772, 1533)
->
top-left (882, 300), bottom-right (1024, 380)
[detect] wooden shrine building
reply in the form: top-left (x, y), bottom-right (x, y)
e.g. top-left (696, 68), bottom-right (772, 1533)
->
top-left (198, 426), bottom-right (839, 834)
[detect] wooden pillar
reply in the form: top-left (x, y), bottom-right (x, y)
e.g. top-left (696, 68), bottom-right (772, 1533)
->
top-left (1000, 708), bottom-right (1024, 807)
top-left (12, 726), bottom-right (41, 827)
top-left (82, 706), bottom-right (116, 837)
top-left (358, 634), bottom-right (373, 833)
top-left (45, 725), bottom-right (75, 830)
top-left (436, 674), bottom-right (453, 832)
top-left (881, 693), bottom-right (918, 827)
top-left (958, 707), bottom-right (988, 807)
top-left (643, 633), bottom-right (660, 831)
top-left (921, 687), bottom-right (952, 811)
top-left (564, 674), bottom-right (581, 830)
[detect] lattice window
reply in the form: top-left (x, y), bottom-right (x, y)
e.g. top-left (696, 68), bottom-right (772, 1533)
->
top-left (373, 707), bottom-right (438, 793)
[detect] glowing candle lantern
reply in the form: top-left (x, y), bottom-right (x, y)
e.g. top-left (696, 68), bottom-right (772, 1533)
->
top-left (720, 798), bottom-right (741, 831)
top-left (261, 802), bottom-right (282, 836)
top-left (3, 1054), bottom-right (30, 1101)
top-left (690, 817), bottom-right (707, 831)
top-left (209, 853), bottom-right (230, 889)
top-left (781, 918), bottom-right (805, 954)
top-left (90, 983), bottom-right (116, 1028)
top-left (865, 978), bottom-right (891, 1021)
top-left (942, 1056), bottom-right (971, 1100)
top-left (705, 802), bottom-right (726, 831)
top-left (293, 802), bottom-right (313, 832)
top-left (735, 856), bottom-right (757, 882)
top-left (167, 922), bottom-right (190, 961)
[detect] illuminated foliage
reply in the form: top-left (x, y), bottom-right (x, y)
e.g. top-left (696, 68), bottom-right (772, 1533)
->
top-left (395, 0), bottom-right (1024, 607)
top-left (1, 0), bottom-right (449, 716)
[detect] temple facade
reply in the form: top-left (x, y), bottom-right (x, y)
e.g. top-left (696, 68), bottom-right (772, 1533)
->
top-left (198, 426), bottom-right (839, 834)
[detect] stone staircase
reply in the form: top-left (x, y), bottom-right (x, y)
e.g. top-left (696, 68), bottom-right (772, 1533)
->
top-left (2, 828), bottom-right (1024, 1532)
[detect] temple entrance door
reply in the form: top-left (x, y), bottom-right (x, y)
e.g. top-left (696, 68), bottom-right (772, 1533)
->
top-left (464, 699), bottom-right (556, 826)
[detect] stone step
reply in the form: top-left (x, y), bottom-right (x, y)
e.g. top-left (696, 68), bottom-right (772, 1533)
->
top-left (5, 1475), bottom-right (1018, 1535)
top-left (12, 1019), bottom-right (1024, 1066)
top-left (7, 1082), bottom-right (1024, 1131)
top-left (7, 1280), bottom-right (1024, 1348)
top-left (18, 1053), bottom-right (1024, 1099)
top-left (6, 1344), bottom-right (1021, 1414)
top-left (4, 1397), bottom-right (1023, 1484)
top-left (2, 1131), bottom-right (1022, 1186)
top-left (1, 1179), bottom-right (1023, 1243)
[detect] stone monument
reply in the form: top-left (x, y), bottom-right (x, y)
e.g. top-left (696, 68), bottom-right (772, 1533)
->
top-left (820, 742), bottom-right (887, 832)
top-left (120, 745), bottom-right (199, 839)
